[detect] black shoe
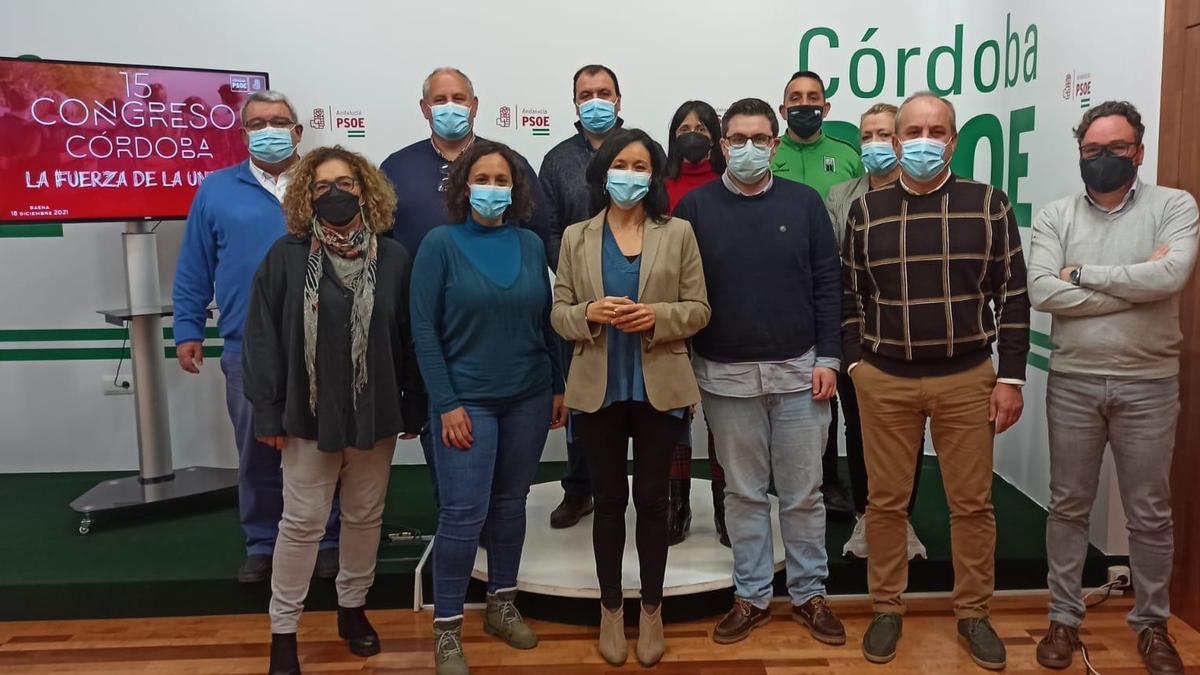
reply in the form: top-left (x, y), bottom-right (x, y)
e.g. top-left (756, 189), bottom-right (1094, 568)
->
top-left (315, 547), bottom-right (339, 580)
top-left (550, 494), bottom-right (593, 529)
top-left (821, 482), bottom-right (855, 521)
top-left (237, 554), bottom-right (271, 584)
top-left (337, 605), bottom-right (381, 657)
top-left (712, 481), bottom-right (731, 548)
top-left (269, 632), bottom-right (300, 675)
top-left (667, 478), bottom-right (692, 546)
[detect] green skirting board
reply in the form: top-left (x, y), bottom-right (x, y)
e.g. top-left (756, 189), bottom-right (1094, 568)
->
top-left (0, 459), bottom-right (1113, 622)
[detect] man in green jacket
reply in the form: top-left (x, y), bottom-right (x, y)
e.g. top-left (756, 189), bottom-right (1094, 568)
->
top-left (771, 70), bottom-right (863, 521)
top-left (771, 70), bottom-right (863, 201)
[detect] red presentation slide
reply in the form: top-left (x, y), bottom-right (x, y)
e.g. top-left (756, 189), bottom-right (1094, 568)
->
top-left (0, 58), bottom-right (268, 224)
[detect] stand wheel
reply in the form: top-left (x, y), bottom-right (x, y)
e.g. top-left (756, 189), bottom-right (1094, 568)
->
top-left (78, 517), bottom-right (93, 535)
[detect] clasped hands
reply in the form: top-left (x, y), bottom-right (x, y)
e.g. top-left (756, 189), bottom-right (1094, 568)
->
top-left (586, 296), bottom-right (655, 333)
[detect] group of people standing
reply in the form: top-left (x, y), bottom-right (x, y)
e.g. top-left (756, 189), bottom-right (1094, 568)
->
top-left (172, 61), bottom-right (1197, 675)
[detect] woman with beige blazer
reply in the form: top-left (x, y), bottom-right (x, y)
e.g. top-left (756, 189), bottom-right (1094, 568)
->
top-left (551, 128), bottom-right (710, 668)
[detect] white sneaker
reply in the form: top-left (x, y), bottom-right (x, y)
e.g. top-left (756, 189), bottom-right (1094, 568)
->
top-left (906, 520), bottom-right (927, 560)
top-left (843, 515), bottom-right (868, 558)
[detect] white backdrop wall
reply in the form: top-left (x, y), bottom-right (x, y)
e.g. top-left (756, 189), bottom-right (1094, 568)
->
top-left (0, 1), bottom-right (1165, 550)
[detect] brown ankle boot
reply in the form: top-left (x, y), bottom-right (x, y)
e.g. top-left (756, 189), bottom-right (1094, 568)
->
top-left (636, 602), bottom-right (665, 666)
top-left (598, 603), bottom-right (627, 666)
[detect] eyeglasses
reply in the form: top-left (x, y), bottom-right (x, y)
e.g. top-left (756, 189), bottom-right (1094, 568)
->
top-left (309, 177), bottom-right (359, 197)
top-left (725, 134), bottom-right (774, 149)
top-left (1079, 141), bottom-right (1137, 160)
top-left (437, 162), bottom-right (451, 193)
top-left (244, 117), bottom-right (297, 132)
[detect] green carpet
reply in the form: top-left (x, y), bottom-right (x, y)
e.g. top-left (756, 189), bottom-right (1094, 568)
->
top-left (0, 459), bottom-right (1112, 622)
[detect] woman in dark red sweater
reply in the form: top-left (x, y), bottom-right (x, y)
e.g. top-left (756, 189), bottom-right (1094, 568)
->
top-left (662, 100), bottom-right (727, 547)
top-left (665, 100), bottom-right (724, 212)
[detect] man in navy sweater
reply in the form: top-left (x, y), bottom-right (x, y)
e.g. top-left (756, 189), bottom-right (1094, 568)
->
top-left (379, 68), bottom-right (550, 502)
top-left (173, 90), bottom-right (340, 583)
top-left (674, 98), bottom-right (845, 647)
top-left (379, 68), bottom-right (549, 258)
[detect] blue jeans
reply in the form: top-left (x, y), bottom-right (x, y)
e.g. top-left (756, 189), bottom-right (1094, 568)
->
top-left (222, 351), bottom-right (339, 555)
top-left (701, 390), bottom-right (830, 609)
top-left (431, 389), bottom-right (552, 619)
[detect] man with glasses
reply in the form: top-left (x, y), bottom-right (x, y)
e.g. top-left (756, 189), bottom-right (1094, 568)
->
top-left (174, 89), bottom-right (342, 584)
top-left (379, 67), bottom-right (549, 501)
top-left (1029, 100), bottom-right (1197, 675)
top-left (842, 91), bottom-right (1029, 670)
top-left (674, 98), bottom-right (845, 647)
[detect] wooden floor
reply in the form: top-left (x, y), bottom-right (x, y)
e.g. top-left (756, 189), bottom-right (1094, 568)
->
top-left (1, 594), bottom-right (1199, 674)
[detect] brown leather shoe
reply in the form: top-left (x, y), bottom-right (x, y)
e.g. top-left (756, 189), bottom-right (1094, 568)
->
top-left (712, 597), bottom-right (771, 644)
top-left (1035, 621), bottom-right (1079, 669)
top-left (1137, 624), bottom-right (1185, 675)
top-left (792, 596), bottom-right (846, 645)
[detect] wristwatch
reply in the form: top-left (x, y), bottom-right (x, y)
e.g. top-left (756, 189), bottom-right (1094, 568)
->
top-left (1069, 267), bottom-right (1082, 286)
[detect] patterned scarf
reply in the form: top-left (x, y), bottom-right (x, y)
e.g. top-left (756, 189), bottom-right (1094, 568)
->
top-left (303, 217), bottom-right (378, 415)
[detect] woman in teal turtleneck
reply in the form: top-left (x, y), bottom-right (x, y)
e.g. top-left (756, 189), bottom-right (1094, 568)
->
top-left (410, 140), bottom-right (568, 675)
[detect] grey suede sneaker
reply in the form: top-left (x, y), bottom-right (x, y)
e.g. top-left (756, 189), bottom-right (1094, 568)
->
top-left (484, 589), bottom-right (538, 649)
top-left (434, 617), bottom-right (469, 675)
top-left (958, 617), bottom-right (1007, 670)
top-left (862, 613), bottom-right (903, 664)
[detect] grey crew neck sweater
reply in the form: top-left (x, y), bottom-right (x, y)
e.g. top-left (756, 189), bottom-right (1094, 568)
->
top-left (1028, 181), bottom-right (1199, 379)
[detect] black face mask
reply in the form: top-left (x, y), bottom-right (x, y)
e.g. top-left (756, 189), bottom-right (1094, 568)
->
top-left (313, 184), bottom-right (361, 226)
top-left (1079, 150), bottom-right (1137, 193)
top-left (676, 132), bottom-right (711, 164)
top-left (786, 105), bottom-right (824, 138)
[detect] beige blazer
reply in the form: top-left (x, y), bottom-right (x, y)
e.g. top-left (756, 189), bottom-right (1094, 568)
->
top-left (551, 211), bottom-right (710, 413)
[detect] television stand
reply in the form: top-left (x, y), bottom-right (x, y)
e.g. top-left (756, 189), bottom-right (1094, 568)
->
top-left (70, 221), bottom-right (236, 534)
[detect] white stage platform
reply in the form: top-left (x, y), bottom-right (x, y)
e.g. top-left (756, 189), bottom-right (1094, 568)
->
top-left (471, 478), bottom-right (785, 599)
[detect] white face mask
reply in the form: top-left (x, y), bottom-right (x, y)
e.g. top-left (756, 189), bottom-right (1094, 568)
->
top-left (726, 142), bottom-right (772, 183)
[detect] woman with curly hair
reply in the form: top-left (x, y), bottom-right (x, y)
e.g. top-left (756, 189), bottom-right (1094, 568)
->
top-left (410, 139), bottom-right (566, 675)
top-left (242, 145), bottom-right (428, 674)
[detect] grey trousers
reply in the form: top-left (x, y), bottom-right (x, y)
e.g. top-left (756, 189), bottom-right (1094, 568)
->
top-left (269, 436), bottom-right (396, 633)
top-left (1045, 371), bottom-right (1179, 631)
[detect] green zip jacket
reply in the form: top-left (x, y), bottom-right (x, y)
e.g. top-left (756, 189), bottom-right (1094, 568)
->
top-left (770, 131), bottom-right (864, 200)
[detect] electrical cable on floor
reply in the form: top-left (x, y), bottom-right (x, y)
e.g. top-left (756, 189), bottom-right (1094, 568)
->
top-left (1074, 575), bottom-right (1130, 675)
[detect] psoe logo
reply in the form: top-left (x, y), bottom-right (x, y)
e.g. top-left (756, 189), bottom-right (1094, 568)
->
top-left (496, 106), bottom-right (512, 128)
top-left (520, 107), bottom-right (550, 137)
top-left (229, 75), bottom-right (249, 92)
top-left (1063, 71), bottom-right (1093, 109)
top-left (309, 108), bottom-right (326, 130)
top-left (333, 108), bottom-right (366, 139)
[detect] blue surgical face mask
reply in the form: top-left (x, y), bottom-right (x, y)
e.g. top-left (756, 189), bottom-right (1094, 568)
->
top-left (605, 169), bottom-right (651, 209)
top-left (431, 102), bottom-right (472, 141)
top-left (860, 141), bottom-right (898, 175)
top-left (247, 127), bottom-right (295, 163)
top-left (898, 137), bottom-right (949, 181)
top-left (725, 142), bottom-right (772, 184)
top-left (468, 184), bottom-right (512, 221)
top-left (579, 98), bottom-right (617, 134)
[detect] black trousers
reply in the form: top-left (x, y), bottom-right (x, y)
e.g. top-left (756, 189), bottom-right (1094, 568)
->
top-left (834, 370), bottom-right (925, 515)
top-left (575, 401), bottom-right (686, 609)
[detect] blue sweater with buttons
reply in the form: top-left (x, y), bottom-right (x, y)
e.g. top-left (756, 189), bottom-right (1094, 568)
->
top-left (172, 161), bottom-right (285, 353)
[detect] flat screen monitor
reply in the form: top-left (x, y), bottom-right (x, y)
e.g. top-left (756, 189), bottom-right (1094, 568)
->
top-left (0, 57), bottom-right (269, 224)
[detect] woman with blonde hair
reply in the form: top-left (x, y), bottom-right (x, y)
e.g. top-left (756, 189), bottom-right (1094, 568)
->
top-left (243, 145), bottom-right (427, 674)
